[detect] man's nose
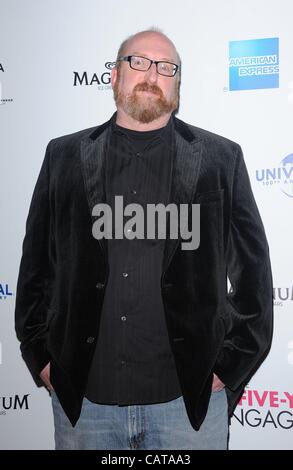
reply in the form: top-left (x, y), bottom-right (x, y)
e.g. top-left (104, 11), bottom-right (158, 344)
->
top-left (145, 62), bottom-right (158, 82)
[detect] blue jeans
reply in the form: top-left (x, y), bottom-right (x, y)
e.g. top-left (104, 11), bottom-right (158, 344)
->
top-left (51, 389), bottom-right (228, 450)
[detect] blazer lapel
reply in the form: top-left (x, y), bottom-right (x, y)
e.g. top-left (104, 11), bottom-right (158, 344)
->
top-left (162, 121), bottom-right (203, 272)
top-left (80, 121), bottom-right (110, 257)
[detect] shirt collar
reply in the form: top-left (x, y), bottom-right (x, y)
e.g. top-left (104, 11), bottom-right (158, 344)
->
top-left (110, 111), bottom-right (174, 145)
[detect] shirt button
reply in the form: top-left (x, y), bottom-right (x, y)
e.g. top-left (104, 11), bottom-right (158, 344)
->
top-left (136, 152), bottom-right (141, 157)
top-left (95, 282), bottom-right (105, 289)
top-left (122, 272), bottom-right (129, 278)
top-left (121, 360), bottom-right (126, 366)
top-left (131, 189), bottom-right (137, 195)
top-left (86, 336), bottom-right (95, 344)
top-left (121, 315), bottom-right (127, 321)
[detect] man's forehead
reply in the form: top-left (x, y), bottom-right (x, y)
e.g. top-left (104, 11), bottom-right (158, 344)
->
top-left (125, 32), bottom-right (177, 60)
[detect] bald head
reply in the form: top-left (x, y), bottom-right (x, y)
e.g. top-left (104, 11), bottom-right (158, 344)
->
top-left (116, 29), bottom-right (181, 70)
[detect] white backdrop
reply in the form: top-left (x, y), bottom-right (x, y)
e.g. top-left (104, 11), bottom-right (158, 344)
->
top-left (0, 0), bottom-right (292, 450)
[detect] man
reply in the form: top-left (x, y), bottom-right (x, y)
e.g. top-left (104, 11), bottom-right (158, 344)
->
top-left (15, 29), bottom-right (273, 450)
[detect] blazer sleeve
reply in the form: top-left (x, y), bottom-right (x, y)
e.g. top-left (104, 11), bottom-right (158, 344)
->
top-left (14, 140), bottom-right (55, 386)
top-left (214, 145), bottom-right (274, 390)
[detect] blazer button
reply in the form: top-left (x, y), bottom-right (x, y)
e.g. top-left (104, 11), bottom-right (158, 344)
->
top-left (96, 282), bottom-right (105, 289)
top-left (86, 336), bottom-right (95, 344)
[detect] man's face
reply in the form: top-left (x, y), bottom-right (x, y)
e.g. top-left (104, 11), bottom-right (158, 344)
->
top-left (111, 32), bottom-right (180, 124)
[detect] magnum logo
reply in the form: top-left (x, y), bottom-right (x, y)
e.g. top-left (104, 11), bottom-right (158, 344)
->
top-left (73, 62), bottom-right (114, 87)
top-left (0, 394), bottom-right (30, 415)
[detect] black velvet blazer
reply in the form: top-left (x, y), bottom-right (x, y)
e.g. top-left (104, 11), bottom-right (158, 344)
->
top-left (15, 114), bottom-right (273, 431)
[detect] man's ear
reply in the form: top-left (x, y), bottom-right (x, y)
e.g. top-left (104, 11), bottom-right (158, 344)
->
top-left (111, 68), bottom-right (117, 88)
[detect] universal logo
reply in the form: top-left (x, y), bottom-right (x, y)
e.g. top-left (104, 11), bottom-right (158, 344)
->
top-left (73, 61), bottom-right (115, 90)
top-left (0, 394), bottom-right (30, 416)
top-left (255, 153), bottom-right (293, 198)
top-left (273, 286), bottom-right (293, 307)
top-left (0, 283), bottom-right (13, 300)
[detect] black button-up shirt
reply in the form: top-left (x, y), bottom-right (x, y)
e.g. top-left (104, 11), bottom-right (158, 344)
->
top-left (85, 115), bottom-right (182, 404)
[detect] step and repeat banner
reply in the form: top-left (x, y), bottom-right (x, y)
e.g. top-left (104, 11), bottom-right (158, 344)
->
top-left (0, 0), bottom-right (292, 450)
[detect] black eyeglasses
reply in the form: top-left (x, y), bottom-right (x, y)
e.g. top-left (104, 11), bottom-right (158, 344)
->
top-left (116, 55), bottom-right (179, 77)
